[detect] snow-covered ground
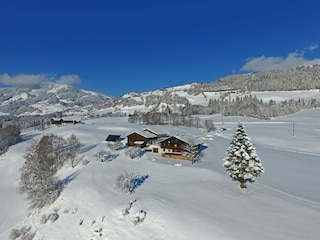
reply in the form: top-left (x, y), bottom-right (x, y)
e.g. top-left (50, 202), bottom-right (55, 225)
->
top-left (0, 109), bottom-right (320, 239)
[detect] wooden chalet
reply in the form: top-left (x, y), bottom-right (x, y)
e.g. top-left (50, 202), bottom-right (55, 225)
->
top-left (159, 136), bottom-right (190, 160)
top-left (51, 118), bottom-right (64, 125)
top-left (127, 131), bottom-right (159, 148)
top-left (155, 136), bottom-right (198, 160)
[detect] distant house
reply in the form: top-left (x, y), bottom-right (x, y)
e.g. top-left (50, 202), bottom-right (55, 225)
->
top-left (50, 118), bottom-right (81, 126)
top-left (105, 135), bottom-right (121, 142)
top-left (51, 118), bottom-right (64, 125)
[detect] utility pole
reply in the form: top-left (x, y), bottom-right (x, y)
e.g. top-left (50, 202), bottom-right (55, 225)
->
top-left (221, 108), bottom-right (224, 125)
top-left (292, 122), bottom-right (295, 137)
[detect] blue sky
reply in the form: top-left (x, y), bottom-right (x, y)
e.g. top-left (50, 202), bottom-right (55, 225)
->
top-left (1, 0), bottom-right (320, 97)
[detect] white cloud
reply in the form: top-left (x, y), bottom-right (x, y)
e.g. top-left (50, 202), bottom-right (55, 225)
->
top-left (241, 46), bottom-right (320, 72)
top-left (305, 44), bottom-right (318, 52)
top-left (0, 73), bottom-right (50, 87)
top-left (0, 73), bottom-right (81, 87)
top-left (57, 74), bottom-right (81, 85)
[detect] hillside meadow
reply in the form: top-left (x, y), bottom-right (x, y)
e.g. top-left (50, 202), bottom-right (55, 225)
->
top-left (0, 109), bottom-right (320, 239)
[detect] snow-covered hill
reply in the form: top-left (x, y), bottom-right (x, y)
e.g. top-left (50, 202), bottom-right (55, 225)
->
top-left (0, 108), bottom-right (319, 239)
top-left (1, 66), bottom-right (320, 128)
top-left (112, 85), bottom-right (320, 115)
top-left (0, 82), bottom-right (114, 117)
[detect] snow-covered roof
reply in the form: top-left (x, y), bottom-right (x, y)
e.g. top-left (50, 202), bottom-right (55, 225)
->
top-left (130, 131), bottom-right (158, 139)
top-left (159, 135), bottom-right (189, 144)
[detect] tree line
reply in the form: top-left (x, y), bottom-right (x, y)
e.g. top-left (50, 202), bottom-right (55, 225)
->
top-left (0, 125), bottom-right (21, 155)
top-left (207, 94), bottom-right (320, 120)
top-left (128, 94), bottom-right (320, 127)
top-left (187, 64), bottom-right (320, 95)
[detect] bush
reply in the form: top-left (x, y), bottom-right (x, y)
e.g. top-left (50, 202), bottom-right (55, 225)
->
top-left (107, 141), bottom-right (124, 151)
top-left (132, 210), bottom-right (147, 225)
top-left (115, 172), bottom-right (149, 195)
top-left (125, 147), bottom-right (143, 159)
top-left (41, 212), bottom-right (59, 224)
top-left (9, 226), bottom-right (34, 240)
top-left (94, 150), bottom-right (111, 162)
top-left (115, 172), bottom-right (139, 195)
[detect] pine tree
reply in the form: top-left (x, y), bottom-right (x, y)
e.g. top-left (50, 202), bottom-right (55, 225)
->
top-left (223, 122), bottom-right (264, 188)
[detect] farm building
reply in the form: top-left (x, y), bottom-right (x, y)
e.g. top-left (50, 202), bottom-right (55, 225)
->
top-left (105, 135), bottom-right (121, 142)
top-left (50, 118), bottom-right (81, 126)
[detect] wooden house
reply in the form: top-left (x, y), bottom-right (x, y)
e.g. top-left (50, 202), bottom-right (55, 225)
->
top-left (127, 131), bottom-right (159, 148)
top-left (158, 136), bottom-right (191, 160)
top-left (51, 118), bottom-right (80, 126)
top-left (51, 118), bottom-right (64, 125)
top-left (144, 136), bottom-right (196, 160)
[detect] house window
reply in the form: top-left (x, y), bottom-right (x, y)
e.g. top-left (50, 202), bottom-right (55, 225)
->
top-left (153, 148), bottom-right (158, 153)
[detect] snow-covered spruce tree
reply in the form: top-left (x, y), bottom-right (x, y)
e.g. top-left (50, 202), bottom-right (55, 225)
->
top-left (223, 122), bottom-right (264, 188)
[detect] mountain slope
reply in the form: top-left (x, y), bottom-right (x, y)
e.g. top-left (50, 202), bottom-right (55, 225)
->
top-left (0, 82), bottom-right (114, 117)
top-left (1, 65), bottom-right (320, 126)
top-left (0, 109), bottom-right (319, 239)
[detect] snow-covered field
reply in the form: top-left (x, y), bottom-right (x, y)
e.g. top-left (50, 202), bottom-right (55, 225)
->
top-left (0, 109), bottom-right (320, 239)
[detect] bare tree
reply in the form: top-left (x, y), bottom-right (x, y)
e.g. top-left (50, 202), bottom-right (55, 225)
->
top-left (204, 119), bottom-right (216, 132)
top-left (94, 150), bottom-right (112, 162)
top-left (125, 147), bottom-right (143, 159)
top-left (19, 134), bottom-right (68, 209)
top-left (0, 125), bottom-right (21, 155)
top-left (182, 142), bottom-right (202, 164)
top-left (67, 133), bottom-right (80, 168)
top-left (107, 140), bottom-right (124, 151)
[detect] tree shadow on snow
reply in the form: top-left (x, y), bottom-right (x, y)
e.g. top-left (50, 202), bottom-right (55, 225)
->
top-left (104, 153), bottom-right (119, 162)
top-left (20, 132), bottom-right (42, 142)
top-left (79, 144), bottom-right (99, 154)
top-left (199, 144), bottom-right (208, 151)
top-left (131, 175), bottom-right (149, 194)
top-left (57, 171), bottom-right (79, 193)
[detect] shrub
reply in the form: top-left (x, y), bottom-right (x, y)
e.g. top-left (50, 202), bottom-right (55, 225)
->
top-left (125, 147), bottom-right (143, 159)
top-left (9, 226), bottom-right (34, 240)
top-left (115, 172), bottom-right (149, 195)
top-left (115, 172), bottom-right (139, 195)
top-left (132, 210), bottom-right (147, 225)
